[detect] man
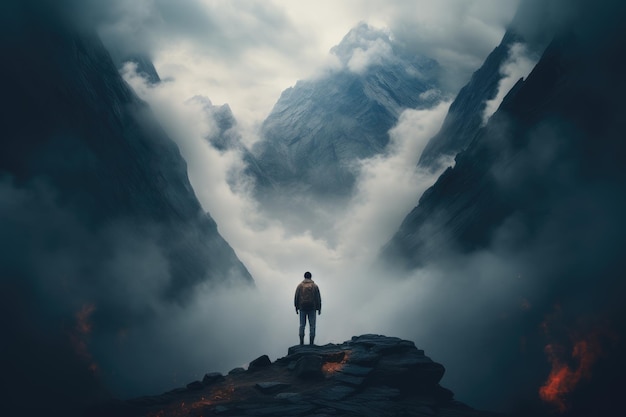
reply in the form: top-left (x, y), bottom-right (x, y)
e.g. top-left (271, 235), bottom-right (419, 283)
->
top-left (294, 271), bottom-right (322, 345)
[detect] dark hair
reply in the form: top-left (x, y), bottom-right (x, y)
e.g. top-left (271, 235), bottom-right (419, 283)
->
top-left (304, 271), bottom-right (312, 279)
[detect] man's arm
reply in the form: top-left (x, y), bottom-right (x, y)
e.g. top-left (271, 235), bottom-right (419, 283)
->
top-left (294, 284), bottom-right (301, 313)
top-left (315, 285), bottom-right (322, 314)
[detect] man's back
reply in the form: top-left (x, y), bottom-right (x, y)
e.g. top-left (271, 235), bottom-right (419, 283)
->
top-left (296, 279), bottom-right (320, 310)
top-left (295, 278), bottom-right (321, 311)
top-left (294, 272), bottom-right (322, 345)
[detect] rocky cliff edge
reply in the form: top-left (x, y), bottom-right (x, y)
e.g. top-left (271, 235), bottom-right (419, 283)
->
top-left (90, 335), bottom-right (500, 417)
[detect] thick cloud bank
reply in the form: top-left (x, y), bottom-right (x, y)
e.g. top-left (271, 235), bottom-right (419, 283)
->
top-left (120, 62), bottom-right (456, 395)
top-left (74, 0), bottom-right (520, 125)
top-left (7, 1), bottom-right (625, 415)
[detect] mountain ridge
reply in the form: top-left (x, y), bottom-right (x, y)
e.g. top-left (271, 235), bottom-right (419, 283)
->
top-left (246, 23), bottom-right (443, 205)
top-left (382, 27), bottom-right (626, 268)
top-left (0, 5), bottom-right (253, 416)
top-left (417, 30), bottom-right (526, 170)
top-left (378, 13), bottom-right (626, 416)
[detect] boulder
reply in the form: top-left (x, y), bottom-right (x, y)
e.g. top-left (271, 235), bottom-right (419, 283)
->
top-left (249, 354), bottom-right (272, 371)
top-left (347, 348), bottom-right (381, 366)
top-left (185, 380), bottom-right (204, 391)
top-left (372, 352), bottom-right (445, 389)
top-left (228, 367), bottom-right (246, 375)
top-left (294, 355), bottom-right (324, 379)
top-left (255, 382), bottom-right (291, 394)
top-left (202, 372), bottom-right (225, 386)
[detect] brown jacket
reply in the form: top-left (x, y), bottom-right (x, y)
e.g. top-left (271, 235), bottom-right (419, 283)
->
top-left (294, 279), bottom-right (322, 311)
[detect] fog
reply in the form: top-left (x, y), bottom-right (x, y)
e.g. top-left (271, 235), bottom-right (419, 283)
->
top-left (482, 42), bottom-right (537, 124)
top-left (115, 64), bottom-right (458, 396)
top-left (82, 0), bottom-right (521, 126)
top-left (5, 0), bottom-right (626, 415)
top-left (118, 49), bottom-right (536, 410)
top-left (109, 2), bottom-right (626, 408)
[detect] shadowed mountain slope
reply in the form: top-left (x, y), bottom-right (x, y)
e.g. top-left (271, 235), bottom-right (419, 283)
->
top-left (0, 3), bottom-right (252, 416)
top-left (381, 10), bottom-right (626, 416)
top-left (247, 23), bottom-right (442, 206)
top-left (383, 28), bottom-right (626, 268)
top-left (418, 30), bottom-right (524, 170)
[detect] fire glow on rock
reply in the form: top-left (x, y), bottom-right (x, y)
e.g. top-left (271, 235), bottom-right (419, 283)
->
top-left (538, 308), bottom-right (604, 413)
top-left (71, 303), bottom-right (98, 374)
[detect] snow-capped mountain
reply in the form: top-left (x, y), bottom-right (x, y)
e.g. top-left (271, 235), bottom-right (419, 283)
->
top-left (247, 23), bottom-right (443, 206)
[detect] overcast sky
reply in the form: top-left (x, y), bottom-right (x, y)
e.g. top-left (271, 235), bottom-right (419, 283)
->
top-left (93, 0), bottom-right (520, 128)
top-left (6, 1), bottom-right (626, 415)
top-left (105, 0), bottom-right (527, 405)
top-left (10, 0), bottom-right (560, 409)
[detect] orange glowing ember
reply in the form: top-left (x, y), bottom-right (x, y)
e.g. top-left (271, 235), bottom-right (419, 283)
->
top-left (70, 303), bottom-right (99, 373)
top-left (322, 351), bottom-right (350, 375)
top-left (539, 338), bottom-right (601, 412)
top-left (210, 385), bottom-right (235, 402)
top-left (322, 361), bottom-right (344, 374)
top-left (76, 304), bottom-right (96, 334)
top-left (150, 385), bottom-right (236, 417)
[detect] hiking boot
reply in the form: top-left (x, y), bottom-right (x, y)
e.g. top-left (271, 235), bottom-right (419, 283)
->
top-left (299, 335), bottom-right (304, 346)
top-left (309, 336), bottom-right (315, 345)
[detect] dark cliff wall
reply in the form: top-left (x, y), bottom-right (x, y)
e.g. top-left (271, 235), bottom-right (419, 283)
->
top-left (384, 26), bottom-right (626, 269)
top-left (0, 2), bottom-right (252, 296)
top-left (381, 17), bottom-right (626, 416)
top-left (0, 3), bottom-right (252, 415)
top-left (418, 30), bottom-right (523, 169)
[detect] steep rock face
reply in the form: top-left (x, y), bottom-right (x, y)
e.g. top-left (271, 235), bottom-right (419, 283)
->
top-left (93, 335), bottom-right (497, 417)
top-left (0, 5), bottom-right (252, 294)
top-left (379, 22), bottom-right (626, 417)
top-left (122, 54), bottom-right (162, 84)
top-left (190, 96), bottom-right (241, 151)
top-left (382, 28), bottom-right (626, 269)
top-left (247, 23), bottom-right (442, 203)
top-left (418, 30), bottom-right (523, 169)
top-left (0, 6), bottom-right (252, 415)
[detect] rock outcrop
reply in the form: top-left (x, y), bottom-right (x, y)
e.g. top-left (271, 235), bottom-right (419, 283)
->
top-left (0, 2), bottom-right (253, 295)
top-left (0, 4), bottom-right (253, 415)
top-left (381, 22), bottom-right (626, 270)
top-left (417, 30), bottom-right (524, 170)
top-left (246, 23), bottom-right (442, 208)
top-left (91, 335), bottom-right (500, 417)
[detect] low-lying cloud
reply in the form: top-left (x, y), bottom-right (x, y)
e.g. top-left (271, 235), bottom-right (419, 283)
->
top-left (119, 58), bottom-right (597, 413)
top-left (116, 64), bottom-right (458, 396)
top-left (482, 42), bottom-right (537, 124)
top-left (9, 0), bottom-right (626, 414)
top-left (68, 0), bottom-right (522, 126)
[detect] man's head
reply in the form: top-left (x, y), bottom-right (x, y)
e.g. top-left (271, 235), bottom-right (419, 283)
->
top-left (304, 271), bottom-right (312, 279)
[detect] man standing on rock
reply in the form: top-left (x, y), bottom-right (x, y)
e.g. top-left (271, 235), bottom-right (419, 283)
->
top-left (294, 271), bottom-right (322, 345)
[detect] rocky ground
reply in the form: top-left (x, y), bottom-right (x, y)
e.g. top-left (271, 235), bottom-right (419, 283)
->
top-left (88, 335), bottom-right (501, 417)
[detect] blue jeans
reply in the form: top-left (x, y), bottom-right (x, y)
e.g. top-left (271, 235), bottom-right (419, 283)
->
top-left (299, 310), bottom-right (316, 338)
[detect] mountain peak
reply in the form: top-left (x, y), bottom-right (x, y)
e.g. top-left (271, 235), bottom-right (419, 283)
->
top-left (90, 334), bottom-right (497, 417)
top-left (330, 22), bottom-right (394, 69)
top-left (330, 22), bottom-right (436, 77)
top-left (246, 23), bottom-right (442, 218)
